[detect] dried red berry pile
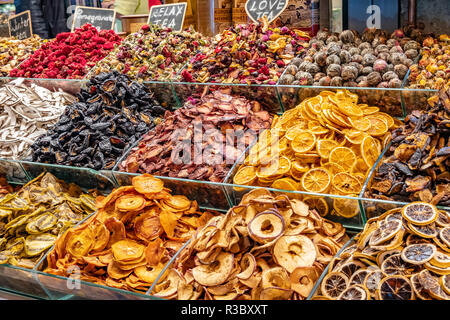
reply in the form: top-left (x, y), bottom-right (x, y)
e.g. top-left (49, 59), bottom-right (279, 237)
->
top-left (10, 24), bottom-right (122, 79)
top-left (180, 18), bottom-right (310, 84)
top-left (119, 89), bottom-right (273, 182)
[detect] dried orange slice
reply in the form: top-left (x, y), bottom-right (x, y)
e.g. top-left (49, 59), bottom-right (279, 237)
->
top-left (256, 160), bottom-right (280, 178)
top-left (369, 219), bottom-right (402, 246)
top-left (348, 117), bottom-right (371, 131)
top-left (301, 168), bottom-right (331, 193)
top-left (233, 166), bottom-right (257, 185)
top-left (291, 131), bottom-right (316, 153)
top-left (303, 196), bottom-right (329, 217)
top-left (402, 202), bottom-right (438, 226)
top-left (381, 253), bottom-right (419, 276)
top-left (271, 177), bottom-right (299, 191)
top-left (440, 227), bottom-right (450, 247)
top-left (401, 244), bottom-right (437, 265)
top-left (322, 162), bottom-right (345, 176)
top-left (115, 194), bottom-right (146, 211)
top-left (285, 123), bottom-right (307, 140)
top-left (377, 112), bottom-right (395, 129)
top-left (378, 275), bottom-right (414, 300)
top-left (362, 106), bottom-right (380, 115)
top-left (335, 101), bottom-right (363, 117)
top-left (337, 284), bottom-right (369, 300)
top-left (361, 136), bottom-right (381, 168)
top-left (321, 271), bottom-right (349, 299)
top-left (332, 173), bottom-right (362, 195)
top-left (316, 139), bottom-right (339, 159)
top-left (132, 174), bottom-right (164, 194)
top-left (366, 115), bottom-right (388, 137)
top-left (328, 147), bottom-right (357, 172)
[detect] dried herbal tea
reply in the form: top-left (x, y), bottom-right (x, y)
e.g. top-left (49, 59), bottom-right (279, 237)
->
top-left (312, 202), bottom-right (450, 300)
top-left (29, 71), bottom-right (166, 170)
top-left (119, 89), bottom-right (273, 182)
top-left (367, 86), bottom-right (449, 206)
top-left (0, 35), bottom-right (44, 77)
top-left (157, 188), bottom-right (348, 300)
top-left (44, 174), bottom-right (217, 294)
top-left (0, 172), bottom-right (97, 269)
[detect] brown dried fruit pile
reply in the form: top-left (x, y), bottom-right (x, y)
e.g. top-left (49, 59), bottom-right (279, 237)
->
top-left (119, 89), bottom-right (273, 182)
top-left (154, 189), bottom-right (348, 300)
top-left (367, 86), bottom-right (450, 206)
top-left (44, 174), bottom-right (217, 294)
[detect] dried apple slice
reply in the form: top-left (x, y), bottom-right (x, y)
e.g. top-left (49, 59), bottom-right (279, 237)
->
top-left (261, 267), bottom-right (291, 289)
top-left (152, 269), bottom-right (182, 298)
top-left (290, 266), bottom-right (319, 297)
top-left (192, 252), bottom-right (234, 287)
top-left (236, 253), bottom-right (256, 280)
top-left (259, 287), bottom-right (293, 300)
top-left (134, 262), bottom-right (168, 284)
top-left (248, 210), bottom-right (285, 243)
top-left (273, 235), bottom-right (316, 273)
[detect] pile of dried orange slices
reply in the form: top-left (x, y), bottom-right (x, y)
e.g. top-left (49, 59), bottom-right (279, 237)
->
top-left (233, 90), bottom-right (400, 218)
top-left (313, 202), bottom-right (450, 300)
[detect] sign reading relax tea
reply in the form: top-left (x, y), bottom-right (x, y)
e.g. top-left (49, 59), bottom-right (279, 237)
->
top-left (8, 10), bottom-right (32, 40)
top-left (71, 6), bottom-right (116, 31)
top-left (148, 3), bottom-right (187, 32)
top-left (245, 0), bottom-right (289, 23)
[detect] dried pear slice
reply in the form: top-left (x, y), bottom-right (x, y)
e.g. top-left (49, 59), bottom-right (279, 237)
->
top-left (236, 253), bottom-right (256, 280)
top-left (192, 252), bottom-right (234, 287)
top-left (25, 212), bottom-right (58, 234)
top-left (248, 210), bottom-right (285, 243)
top-left (273, 235), bottom-right (316, 273)
top-left (24, 234), bottom-right (57, 257)
top-left (401, 244), bottom-right (437, 265)
top-left (402, 202), bottom-right (438, 226)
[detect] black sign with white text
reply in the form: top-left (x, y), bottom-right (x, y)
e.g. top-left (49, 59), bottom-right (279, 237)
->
top-left (8, 10), bottom-right (32, 40)
top-left (148, 3), bottom-right (187, 32)
top-left (72, 6), bottom-right (116, 31)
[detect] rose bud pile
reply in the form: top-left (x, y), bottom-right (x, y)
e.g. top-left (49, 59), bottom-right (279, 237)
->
top-left (119, 89), bottom-right (273, 182)
top-left (9, 24), bottom-right (122, 79)
top-left (180, 17), bottom-right (310, 84)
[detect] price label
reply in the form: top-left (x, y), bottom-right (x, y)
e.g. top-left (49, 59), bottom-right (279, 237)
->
top-left (8, 10), bottom-right (32, 40)
top-left (245, 0), bottom-right (289, 23)
top-left (148, 3), bottom-right (187, 32)
top-left (71, 6), bottom-right (116, 31)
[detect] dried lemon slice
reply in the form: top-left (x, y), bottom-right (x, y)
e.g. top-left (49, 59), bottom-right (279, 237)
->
top-left (321, 271), bottom-right (349, 299)
top-left (401, 244), bottom-right (437, 265)
top-left (419, 269), bottom-right (450, 300)
top-left (381, 253), bottom-right (419, 276)
top-left (349, 269), bottom-right (371, 286)
top-left (333, 196), bottom-right (359, 218)
top-left (369, 219), bottom-right (402, 246)
top-left (408, 222), bottom-right (438, 239)
top-left (378, 275), bottom-right (414, 300)
top-left (337, 284), bottom-right (369, 300)
top-left (363, 269), bottom-right (384, 295)
top-left (402, 202), bottom-right (438, 226)
top-left (440, 274), bottom-right (450, 295)
top-left (411, 273), bottom-right (432, 300)
top-left (440, 227), bottom-right (450, 247)
top-left (430, 251), bottom-right (450, 269)
top-left (301, 168), bottom-right (331, 193)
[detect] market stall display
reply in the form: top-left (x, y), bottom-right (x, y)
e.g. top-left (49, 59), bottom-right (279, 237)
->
top-left (407, 34), bottom-right (450, 90)
top-left (28, 72), bottom-right (166, 170)
top-left (119, 89), bottom-right (273, 182)
top-left (312, 202), bottom-right (450, 300)
top-left (232, 89), bottom-right (400, 217)
top-left (179, 17), bottom-right (310, 85)
top-left (9, 24), bottom-right (122, 79)
top-left (0, 35), bottom-right (44, 77)
top-left (0, 78), bottom-right (75, 159)
top-left (366, 86), bottom-right (449, 207)
top-left (87, 24), bottom-right (210, 82)
top-left (156, 188), bottom-right (348, 300)
top-left (44, 174), bottom-right (217, 294)
top-left (0, 172), bottom-right (97, 269)
top-left (279, 28), bottom-right (420, 88)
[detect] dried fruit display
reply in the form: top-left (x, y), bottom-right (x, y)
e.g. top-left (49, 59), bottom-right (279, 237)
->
top-left (44, 174), bottom-right (217, 294)
top-left (367, 87), bottom-right (449, 206)
top-left (119, 89), bottom-right (273, 182)
top-left (0, 174), bottom-right (13, 198)
top-left (180, 17), bottom-right (310, 84)
top-left (88, 24), bottom-right (209, 82)
top-left (28, 72), bottom-right (166, 170)
top-left (9, 24), bottom-right (122, 79)
top-left (233, 90), bottom-right (400, 218)
top-left (0, 172), bottom-right (97, 269)
top-left (0, 79), bottom-right (75, 159)
top-left (280, 28), bottom-right (420, 88)
top-left (157, 188), bottom-right (348, 300)
top-left (0, 35), bottom-right (44, 77)
top-left (408, 34), bottom-right (450, 90)
top-left (312, 202), bottom-right (450, 300)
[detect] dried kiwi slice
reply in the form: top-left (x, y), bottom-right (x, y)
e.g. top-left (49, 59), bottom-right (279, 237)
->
top-left (24, 233), bottom-right (57, 257)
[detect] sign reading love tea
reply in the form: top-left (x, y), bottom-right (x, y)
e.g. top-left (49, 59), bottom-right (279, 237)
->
top-left (148, 3), bottom-right (187, 32)
top-left (8, 10), bottom-right (32, 40)
top-left (245, 0), bottom-right (289, 23)
top-left (71, 6), bottom-right (116, 31)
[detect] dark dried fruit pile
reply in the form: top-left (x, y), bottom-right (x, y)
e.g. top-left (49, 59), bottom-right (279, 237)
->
top-left (180, 18), bottom-right (310, 84)
top-left (9, 24), bottom-right (122, 79)
top-left (28, 71), bottom-right (166, 170)
top-left (119, 89), bottom-right (273, 182)
top-left (367, 86), bottom-right (450, 206)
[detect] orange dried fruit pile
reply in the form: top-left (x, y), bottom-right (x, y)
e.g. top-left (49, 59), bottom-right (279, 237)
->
top-left (44, 174), bottom-right (217, 294)
top-left (157, 189), bottom-right (348, 300)
top-left (233, 89), bottom-right (400, 218)
top-left (313, 202), bottom-right (450, 300)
